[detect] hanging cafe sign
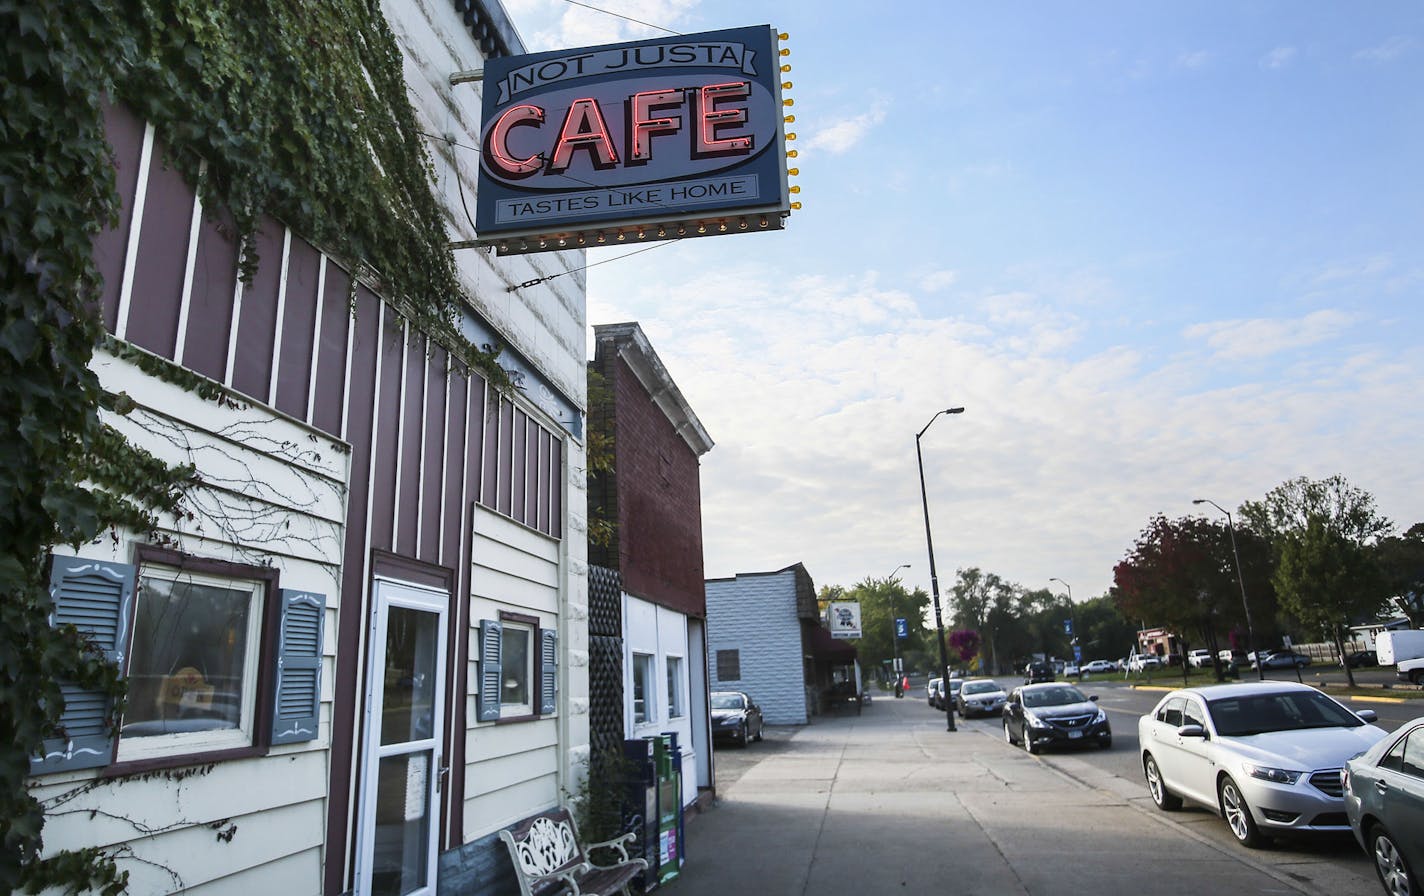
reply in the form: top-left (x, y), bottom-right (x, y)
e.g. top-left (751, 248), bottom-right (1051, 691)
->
top-left (468, 25), bottom-right (796, 255)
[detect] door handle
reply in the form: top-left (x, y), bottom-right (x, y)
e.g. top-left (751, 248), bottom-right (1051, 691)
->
top-left (1375, 779), bottom-right (1388, 795)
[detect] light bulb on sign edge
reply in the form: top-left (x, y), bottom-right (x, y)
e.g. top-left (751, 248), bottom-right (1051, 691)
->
top-left (779, 48), bottom-right (790, 56)
top-left (788, 168), bottom-right (799, 176)
top-left (789, 185), bottom-right (801, 194)
top-left (783, 98), bottom-right (794, 107)
top-left (786, 132), bottom-right (797, 140)
top-left (791, 201), bottom-right (802, 210)
top-left (787, 149), bottom-right (798, 158)
top-left (781, 64), bottom-right (791, 73)
top-left (782, 81), bottom-right (793, 89)
top-left (778, 32), bottom-right (789, 40)
top-left (738, 218), bottom-right (748, 230)
top-left (784, 114), bottom-right (795, 124)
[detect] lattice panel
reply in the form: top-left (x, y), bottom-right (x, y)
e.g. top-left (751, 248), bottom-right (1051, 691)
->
top-left (589, 633), bottom-right (625, 756)
top-left (588, 564), bottom-right (623, 638)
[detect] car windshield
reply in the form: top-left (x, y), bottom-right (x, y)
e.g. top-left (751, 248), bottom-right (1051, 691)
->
top-left (1023, 686), bottom-right (1088, 708)
top-left (963, 681), bottom-right (1000, 695)
top-left (710, 693), bottom-right (746, 710)
top-left (1207, 690), bottom-right (1362, 736)
top-left (948, 680), bottom-right (962, 691)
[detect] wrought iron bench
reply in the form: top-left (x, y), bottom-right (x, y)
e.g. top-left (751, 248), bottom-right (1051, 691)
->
top-left (500, 807), bottom-right (648, 896)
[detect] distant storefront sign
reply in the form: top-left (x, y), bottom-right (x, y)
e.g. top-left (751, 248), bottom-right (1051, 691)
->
top-left (828, 602), bottom-right (862, 640)
top-left (473, 25), bottom-right (792, 254)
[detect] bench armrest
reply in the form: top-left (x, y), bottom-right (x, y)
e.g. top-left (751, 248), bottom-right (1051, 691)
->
top-left (526, 865), bottom-right (593, 896)
top-left (583, 831), bottom-right (644, 866)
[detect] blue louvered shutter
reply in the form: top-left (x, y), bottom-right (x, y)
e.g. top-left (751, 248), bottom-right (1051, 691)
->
top-left (477, 619), bottom-right (502, 721)
top-left (271, 590), bottom-right (325, 745)
top-left (31, 556), bottom-right (136, 775)
top-left (538, 628), bottom-right (557, 715)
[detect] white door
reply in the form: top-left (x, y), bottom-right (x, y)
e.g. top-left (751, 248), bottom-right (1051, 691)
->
top-left (357, 580), bottom-right (448, 896)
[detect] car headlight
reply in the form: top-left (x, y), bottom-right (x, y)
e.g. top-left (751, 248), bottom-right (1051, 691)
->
top-left (1027, 713), bottom-right (1051, 729)
top-left (1092, 709), bottom-right (1107, 724)
top-left (1243, 763), bottom-right (1302, 785)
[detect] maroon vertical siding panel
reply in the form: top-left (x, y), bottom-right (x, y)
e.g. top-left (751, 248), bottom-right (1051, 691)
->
top-left (510, 412), bottom-right (527, 526)
top-left (273, 237), bottom-right (321, 421)
top-left (497, 399), bottom-right (515, 516)
top-left (550, 436), bottom-right (562, 538)
top-left (230, 218), bottom-right (285, 400)
top-left (395, 335), bottom-right (426, 557)
top-left (440, 367), bottom-right (469, 848)
top-left (467, 375), bottom-right (486, 508)
top-left (369, 312), bottom-right (404, 553)
top-left (524, 419), bottom-right (539, 528)
top-left (325, 284), bottom-right (380, 896)
top-left (96, 103), bottom-right (146, 333)
top-left (124, 143), bottom-right (194, 359)
top-left (480, 391), bottom-right (499, 508)
top-left (442, 371), bottom-right (469, 568)
top-left (419, 349), bottom-right (448, 562)
top-left (179, 206), bottom-right (240, 382)
top-left (311, 263), bottom-right (352, 437)
top-left (536, 428), bottom-right (550, 534)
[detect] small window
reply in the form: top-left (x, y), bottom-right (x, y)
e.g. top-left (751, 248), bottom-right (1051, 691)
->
top-left (716, 649), bottom-right (741, 681)
top-left (1158, 697), bottom-right (1185, 728)
top-left (500, 621), bottom-right (534, 718)
top-left (1183, 700), bottom-right (1206, 729)
top-left (633, 653), bottom-right (655, 724)
top-left (667, 656), bottom-right (685, 718)
top-left (118, 566), bottom-right (267, 762)
top-left (1402, 728), bottom-right (1424, 779)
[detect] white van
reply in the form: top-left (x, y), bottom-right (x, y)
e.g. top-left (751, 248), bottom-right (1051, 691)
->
top-left (1376, 630), bottom-right (1424, 665)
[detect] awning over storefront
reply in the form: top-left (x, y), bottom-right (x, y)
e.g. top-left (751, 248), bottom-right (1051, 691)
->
top-left (805, 623), bottom-right (857, 661)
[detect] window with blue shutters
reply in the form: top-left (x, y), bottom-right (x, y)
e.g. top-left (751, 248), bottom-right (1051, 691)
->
top-left (478, 616), bottom-right (557, 722)
top-left (33, 546), bottom-right (327, 773)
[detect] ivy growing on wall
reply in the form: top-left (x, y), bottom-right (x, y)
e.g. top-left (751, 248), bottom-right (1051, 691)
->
top-left (2, 0), bottom-right (506, 890)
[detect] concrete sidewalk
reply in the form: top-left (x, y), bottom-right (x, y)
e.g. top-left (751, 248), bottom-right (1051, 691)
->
top-left (663, 696), bottom-right (1332, 896)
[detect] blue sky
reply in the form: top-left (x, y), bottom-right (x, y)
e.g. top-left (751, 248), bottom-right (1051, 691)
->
top-left (503, 0), bottom-right (1423, 605)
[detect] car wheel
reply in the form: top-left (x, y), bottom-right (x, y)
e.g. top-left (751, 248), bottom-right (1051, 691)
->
top-left (1411, 670), bottom-right (1423, 686)
top-left (1003, 719), bottom-right (1018, 745)
top-left (1369, 824), bottom-right (1419, 896)
top-left (1144, 755), bottom-right (1182, 811)
top-left (754, 722), bottom-right (763, 742)
top-left (1219, 776), bottom-right (1267, 848)
top-left (1023, 732), bottom-right (1039, 755)
top-left (739, 722), bottom-right (749, 746)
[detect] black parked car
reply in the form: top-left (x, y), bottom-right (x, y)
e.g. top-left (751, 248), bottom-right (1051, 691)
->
top-left (1002, 683), bottom-right (1111, 754)
top-left (710, 691), bottom-right (764, 746)
top-left (1344, 650), bottom-right (1379, 669)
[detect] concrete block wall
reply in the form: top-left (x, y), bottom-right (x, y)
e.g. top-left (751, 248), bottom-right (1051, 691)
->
top-left (705, 570), bottom-right (808, 725)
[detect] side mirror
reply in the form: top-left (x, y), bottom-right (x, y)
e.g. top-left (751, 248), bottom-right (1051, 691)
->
top-left (1356, 710), bottom-right (1378, 723)
top-left (1089, 695), bottom-right (1100, 702)
top-left (1177, 724), bottom-right (1207, 739)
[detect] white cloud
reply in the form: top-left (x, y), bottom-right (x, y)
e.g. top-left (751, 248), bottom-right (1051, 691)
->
top-left (1176, 50), bottom-right (1211, 69)
top-left (920, 270), bottom-right (959, 292)
top-left (1260, 46), bottom-right (1297, 70)
top-left (505, 0), bottom-right (699, 51)
top-left (1183, 309), bottom-right (1355, 361)
top-left (1355, 36), bottom-right (1415, 64)
top-left (805, 100), bottom-right (889, 155)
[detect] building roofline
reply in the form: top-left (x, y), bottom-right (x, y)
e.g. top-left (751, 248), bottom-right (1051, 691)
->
top-left (594, 322), bottom-right (713, 456)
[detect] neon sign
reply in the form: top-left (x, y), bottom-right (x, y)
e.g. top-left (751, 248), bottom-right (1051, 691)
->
top-left (472, 26), bottom-right (790, 254)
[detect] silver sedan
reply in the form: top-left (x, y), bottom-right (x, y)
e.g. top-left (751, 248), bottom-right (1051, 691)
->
top-left (1138, 681), bottom-right (1387, 848)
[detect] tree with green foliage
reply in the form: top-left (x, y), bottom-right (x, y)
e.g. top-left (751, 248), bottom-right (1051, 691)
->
top-left (950, 567), bottom-right (1017, 674)
top-left (1242, 476), bottom-right (1394, 688)
top-left (1377, 522), bottom-right (1424, 628)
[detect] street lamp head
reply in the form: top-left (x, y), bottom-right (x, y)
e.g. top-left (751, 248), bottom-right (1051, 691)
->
top-left (1192, 498), bottom-right (1206, 505)
top-left (946, 407), bottom-right (965, 414)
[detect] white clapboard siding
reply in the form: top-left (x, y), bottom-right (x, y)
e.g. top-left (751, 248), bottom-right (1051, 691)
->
top-left (463, 715), bottom-right (558, 764)
top-left (462, 773), bottom-right (561, 839)
top-left (34, 750), bottom-right (327, 848)
top-left (110, 797), bottom-right (324, 896)
top-left (183, 848), bottom-right (319, 896)
top-left (462, 744), bottom-right (559, 800)
top-left (94, 350), bottom-right (348, 486)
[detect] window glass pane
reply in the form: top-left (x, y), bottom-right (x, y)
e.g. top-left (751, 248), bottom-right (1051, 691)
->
top-left (716, 649), bottom-right (740, 681)
top-left (1401, 729), bottom-right (1424, 778)
top-left (667, 657), bottom-right (684, 718)
top-left (501, 626), bottom-right (531, 708)
top-left (381, 607), bottom-right (440, 745)
top-left (123, 576), bottom-right (255, 738)
top-left (1184, 701), bottom-right (1205, 729)
top-left (371, 751), bottom-right (432, 896)
top-left (633, 653), bottom-right (653, 723)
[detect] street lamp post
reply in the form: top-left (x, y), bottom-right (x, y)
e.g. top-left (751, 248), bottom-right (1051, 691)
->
top-left (916, 407), bottom-right (964, 733)
top-left (886, 563), bottom-right (911, 686)
top-left (1194, 498), bottom-right (1264, 681)
top-left (1049, 577), bottom-right (1076, 666)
